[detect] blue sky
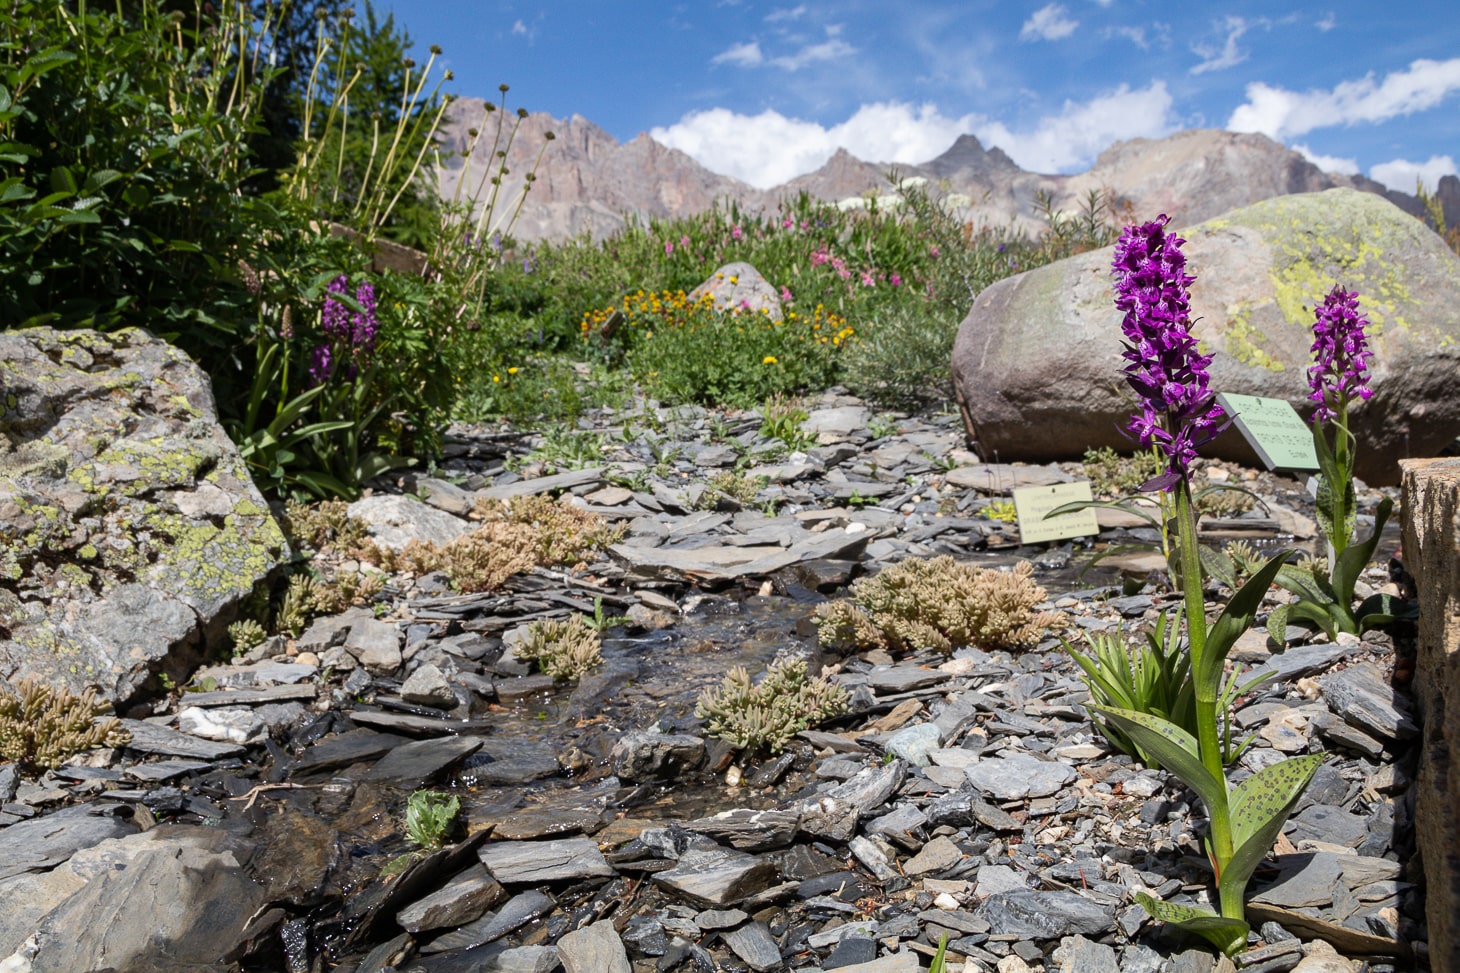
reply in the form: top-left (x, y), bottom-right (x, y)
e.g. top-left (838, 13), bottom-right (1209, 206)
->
top-left (380, 1), bottom-right (1460, 192)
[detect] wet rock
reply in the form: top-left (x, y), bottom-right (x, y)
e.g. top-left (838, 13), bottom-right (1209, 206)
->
top-left (397, 863), bottom-right (505, 934)
top-left (290, 729), bottom-right (408, 775)
top-left (557, 919), bottom-right (631, 973)
top-left (610, 727), bottom-right (706, 781)
top-left (401, 663), bottom-right (459, 709)
top-left (481, 778), bottom-right (619, 841)
top-left (964, 751), bottom-right (1076, 800)
top-left (364, 734), bottom-right (484, 785)
top-left (421, 889), bottom-right (557, 954)
top-left (685, 807), bottom-right (801, 851)
top-left (976, 890), bottom-right (1115, 939)
top-left (462, 741), bottom-right (560, 785)
top-left (721, 920), bottom-right (783, 971)
top-left (654, 847), bottom-right (778, 908)
top-left (251, 807), bottom-right (339, 906)
top-left (478, 837), bottom-right (615, 884)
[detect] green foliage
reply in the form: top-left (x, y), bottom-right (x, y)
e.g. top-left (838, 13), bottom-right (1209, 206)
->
top-left (0, 679), bottom-right (130, 773)
top-left (228, 618), bottom-right (268, 657)
top-left (1067, 608), bottom-right (1255, 770)
top-left (0, 1), bottom-right (267, 353)
top-left (981, 500), bottom-right (1018, 524)
top-left (759, 394), bottom-right (814, 451)
top-left (695, 657), bottom-right (849, 754)
top-left (404, 788), bottom-right (460, 849)
top-left (1082, 447), bottom-right (1164, 498)
top-left (516, 614), bottom-right (602, 681)
top-left (282, 2), bottom-right (446, 246)
top-left (696, 471), bottom-right (767, 510)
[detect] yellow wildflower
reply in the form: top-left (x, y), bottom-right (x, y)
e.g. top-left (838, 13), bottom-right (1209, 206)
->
top-left (763, 355), bottom-right (778, 365)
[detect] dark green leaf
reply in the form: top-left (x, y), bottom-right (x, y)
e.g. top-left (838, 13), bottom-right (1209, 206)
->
top-left (1134, 892), bottom-right (1248, 956)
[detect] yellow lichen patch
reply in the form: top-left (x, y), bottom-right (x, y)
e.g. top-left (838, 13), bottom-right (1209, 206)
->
top-left (1222, 302), bottom-right (1285, 372)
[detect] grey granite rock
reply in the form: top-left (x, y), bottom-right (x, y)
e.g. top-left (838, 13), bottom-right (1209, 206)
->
top-left (653, 847), bottom-right (777, 908)
top-left (964, 750), bottom-right (1076, 800)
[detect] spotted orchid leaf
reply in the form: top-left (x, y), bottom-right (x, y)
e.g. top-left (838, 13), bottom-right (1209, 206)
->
top-left (1221, 753), bottom-right (1324, 909)
top-left (1134, 892), bottom-right (1249, 956)
top-left (1092, 706), bottom-right (1225, 815)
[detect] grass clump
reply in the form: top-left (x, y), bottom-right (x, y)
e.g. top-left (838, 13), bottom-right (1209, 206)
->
top-left (516, 614), bottom-right (602, 681)
top-left (0, 680), bottom-right (130, 773)
top-left (695, 658), bottom-right (849, 754)
top-left (815, 556), bottom-right (1059, 655)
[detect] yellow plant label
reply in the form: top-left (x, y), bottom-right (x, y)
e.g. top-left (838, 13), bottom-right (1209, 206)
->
top-left (1012, 481), bottom-right (1100, 544)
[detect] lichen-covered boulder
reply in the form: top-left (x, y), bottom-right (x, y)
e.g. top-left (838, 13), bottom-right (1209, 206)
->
top-left (950, 188), bottom-right (1460, 485)
top-left (0, 327), bottom-right (288, 707)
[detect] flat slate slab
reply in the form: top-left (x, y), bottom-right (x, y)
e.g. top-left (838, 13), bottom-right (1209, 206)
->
top-left (653, 848), bottom-right (777, 908)
top-left (0, 803), bottom-right (137, 880)
top-left (478, 838), bottom-right (615, 884)
top-left (944, 463), bottom-right (1073, 493)
top-left (289, 729), bottom-right (408, 775)
top-left (475, 468), bottom-right (606, 501)
top-left (116, 719), bottom-right (246, 760)
top-left (364, 735), bottom-right (484, 784)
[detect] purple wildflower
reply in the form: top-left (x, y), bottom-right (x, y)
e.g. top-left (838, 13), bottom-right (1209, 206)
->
top-left (1307, 285), bottom-right (1373, 423)
top-left (308, 343), bottom-right (334, 386)
top-left (1112, 215), bottom-right (1224, 491)
top-left (350, 279), bottom-right (378, 350)
top-left (321, 275), bottom-right (350, 339)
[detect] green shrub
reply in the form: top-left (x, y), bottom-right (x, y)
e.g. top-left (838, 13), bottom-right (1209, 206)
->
top-left (695, 658), bottom-right (848, 754)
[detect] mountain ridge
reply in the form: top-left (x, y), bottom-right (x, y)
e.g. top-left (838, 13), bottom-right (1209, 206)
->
top-left (433, 97), bottom-right (1459, 244)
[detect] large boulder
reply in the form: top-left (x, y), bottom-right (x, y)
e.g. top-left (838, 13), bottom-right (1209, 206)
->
top-left (0, 328), bottom-right (288, 707)
top-left (950, 188), bottom-right (1460, 485)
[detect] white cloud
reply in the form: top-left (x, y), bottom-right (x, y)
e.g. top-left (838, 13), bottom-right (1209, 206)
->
top-left (1228, 57), bottom-right (1460, 139)
top-left (764, 5), bottom-right (806, 22)
top-left (652, 102), bottom-right (977, 188)
top-left (712, 41), bottom-right (763, 67)
top-left (511, 20), bottom-right (527, 36)
top-left (1190, 15), bottom-right (1251, 75)
top-left (1370, 155), bottom-right (1458, 193)
top-left (975, 81), bottom-right (1177, 173)
top-left (1111, 25), bottom-right (1148, 48)
top-left (651, 83), bottom-right (1177, 187)
top-left (768, 36), bottom-right (855, 70)
top-left (1292, 143), bottom-right (1359, 175)
top-left (1020, 4), bottom-right (1078, 42)
top-left (1315, 13), bottom-right (1336, 31)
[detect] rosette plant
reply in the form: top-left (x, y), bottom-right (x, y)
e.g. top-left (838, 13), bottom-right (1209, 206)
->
top-left (1266, 285), bottom-right (1401, 641)
top-left (1091, 216), bottom-right (1321, 956)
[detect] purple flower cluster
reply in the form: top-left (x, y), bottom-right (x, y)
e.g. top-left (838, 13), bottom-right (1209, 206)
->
top-left (1307, 285), bottom-right (1373, 423)
top-left (310, 275), bottom-right (379, 386)
top-left (1112, 215), bottom-right (1224, 491)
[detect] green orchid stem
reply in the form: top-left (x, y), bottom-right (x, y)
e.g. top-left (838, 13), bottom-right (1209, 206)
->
top-left (1174, 480), bottom-right (1235, 878)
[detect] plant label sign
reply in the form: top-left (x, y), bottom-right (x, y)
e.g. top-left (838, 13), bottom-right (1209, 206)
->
top-left (1214, 393), bottom-right (1320, 472)
top-left (1012, 481), bottom-right (1100, 544)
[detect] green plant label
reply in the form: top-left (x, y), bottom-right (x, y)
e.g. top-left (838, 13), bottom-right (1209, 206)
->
top-left (1215, 394), bottom-right (1320, 472)
top-left (1013, 481), bottom-right (1100, 543)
